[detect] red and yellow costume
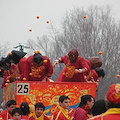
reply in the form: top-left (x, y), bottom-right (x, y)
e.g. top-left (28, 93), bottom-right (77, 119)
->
top-left (83, 59), bottom-right (99, 82)
top-left (57, 55), bottom-right (90, 82)
top-left (0, 109), bottom-right (12, 120)
top-left (52, 106), bottom-right (73, 120)
top-left (88, 108), bottom-right (120, 120)
top-left (89, 83), bottom-right (120, 120)
top-left (85, 69), bottom-right (98, 82)
top-left (29, 113), bottom-right (50, 120)
top-left (25, 55), bottom-right (53, 81)
top-left (18, 57), bottom-right (27, 80)
top-left (1, 64), bottom-right (20, 88)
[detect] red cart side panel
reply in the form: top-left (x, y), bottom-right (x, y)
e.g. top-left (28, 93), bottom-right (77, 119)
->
top-left (3, 81), bottom-right (96, 115)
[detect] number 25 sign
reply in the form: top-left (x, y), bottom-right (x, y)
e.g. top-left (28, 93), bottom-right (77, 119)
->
top-left (17, 83), bottom-right (29, 95)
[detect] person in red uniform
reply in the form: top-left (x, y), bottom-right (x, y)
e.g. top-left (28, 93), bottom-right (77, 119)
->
top-left (84, 57), bottom-right (103, 83)
top-left (88, 83), bottom-right (120, 120)
top-left (73, 95), bottom-right (95, 120)
top-left (0, 50), bottom-right (27, 87)
top-left (18, 57), bottom-right (27, 81)
top-left (0, 57), bottom-right (19, 88)
top-left (52, 95), bottom-right (73, 120)
top-left (54, 49), bottom-right (90, 82)
top-left (85, 68), bottom-right (105, 84)
top-left (6, 50), bottom-right (27, 81)
top-left (29, 102), bottom-right (49, 120)
top-left (25, 51), bottom-right (53, 82)
top-left (0, 100), bottom-right (16, 120)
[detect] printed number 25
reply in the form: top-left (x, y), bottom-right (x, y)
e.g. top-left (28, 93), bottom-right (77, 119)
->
top-left (18, 84), bottom-right (29, 94)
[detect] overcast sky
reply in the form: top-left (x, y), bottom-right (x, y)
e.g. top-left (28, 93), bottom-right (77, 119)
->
top-left (0, 0), bottom-right (120, 50)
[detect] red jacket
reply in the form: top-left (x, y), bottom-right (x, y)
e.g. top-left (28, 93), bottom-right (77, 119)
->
top-left (53, 107), bottom-right (73, 120)
top-left (88, 114), bottom-right (120, 120)
top-left (53, 109), bottom-right (68, 120)
top-left (0, 109), bottom-right (12, 120)
top-left (73, 107), bottom-right (88, 120)
top-left (1, 64), bottom-right (20, 88)
top-left (85, 70), bottom-right (98, 82)
top-left (25, 55), bottom-right (53, 81)
top-left (57, 55), bottom-right (90, 82)
top-left (88, 108), bottom-right (120, 120)
top-left (18, 57), bottom-right (28, 80)
top-left (84, 60), bottom-right (98, 82)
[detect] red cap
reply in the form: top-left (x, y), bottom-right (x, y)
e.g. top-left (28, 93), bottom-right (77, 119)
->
top-left (106, 83), bottom-right (120, 104)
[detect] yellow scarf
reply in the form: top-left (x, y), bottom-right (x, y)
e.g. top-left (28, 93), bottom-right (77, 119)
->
top-left (102, 108), bottom-right (120, 115)
top-left (57, 106), bottom-right (70, 120)
top-left (32, 112), bottom-right (44, 120)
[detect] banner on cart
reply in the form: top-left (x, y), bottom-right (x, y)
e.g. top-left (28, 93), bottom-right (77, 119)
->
top-left (4, 81), bottom-right (96, 115)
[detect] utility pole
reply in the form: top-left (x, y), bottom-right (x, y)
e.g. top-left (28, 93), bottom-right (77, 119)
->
top-left (14, 43), bottom-right (30, 52)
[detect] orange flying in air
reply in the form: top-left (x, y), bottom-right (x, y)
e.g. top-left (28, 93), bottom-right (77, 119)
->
top-left (99, 51), bottom-right (102, 55)
top-left (46, 21), bottom-right (49, 23)
top-left (29, 29), bottom-right (32, 32)
top-left (116, 74), bottom-right (120, 78)
top-left (36, 16), bottom-right (39, 19)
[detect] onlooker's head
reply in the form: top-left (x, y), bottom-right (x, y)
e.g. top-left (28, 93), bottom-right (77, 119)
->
top-left (59, 95), bottom-right (70, 109)
top-left (6, 100), bottom-right (16, 114)
top-left (68, 49), bottom-right (79, 63)
top-left (106, 83), bottom-right (120, 108)
top-left (78, 95), bottom-right (95, 110)
top-left (92, 99), bottom-right (107, 116)
top-left (34, 102), bottom-right (45, 118)
top-left (20, 102), bottom-right (29, 116)
top-left (12, 107), bottom-right (22, 120)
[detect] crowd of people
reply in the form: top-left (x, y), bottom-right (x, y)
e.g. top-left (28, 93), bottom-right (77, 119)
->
top-left (0, 48), bottom-right (105, 88)
top-left (0, 83), bottom-right (120, 120)
top-left (0, 48), bottom-right (115, 120)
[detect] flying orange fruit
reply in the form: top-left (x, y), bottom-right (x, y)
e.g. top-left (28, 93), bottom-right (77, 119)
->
top-left (84, 16), bottom-right (86, 18)
top-left (36, 16), bottom-right (39, 19)
top-left (29, 29), bottom-right (32, 32)
top-left (116, 74), bottom-right (120, 78)
top-left (46, 21), bottom-right (49, 23)
top-left (8, 52), bottom-right (12, 56)
top-left (99, 51), bottom-right (102, 55)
